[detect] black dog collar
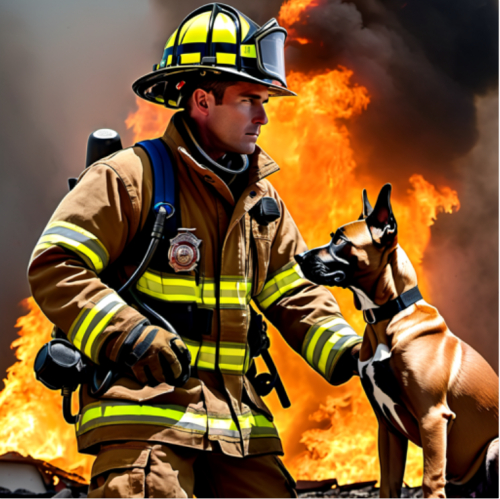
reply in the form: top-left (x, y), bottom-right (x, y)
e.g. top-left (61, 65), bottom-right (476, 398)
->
top-left (363, 286), bottom-right (422, 324)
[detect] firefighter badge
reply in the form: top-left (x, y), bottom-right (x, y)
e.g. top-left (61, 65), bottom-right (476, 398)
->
top-left (168, 229), bottom-right (202, 273)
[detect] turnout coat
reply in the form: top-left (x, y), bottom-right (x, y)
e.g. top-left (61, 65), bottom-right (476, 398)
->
top-left (28, 114), bottom-right (362, 458)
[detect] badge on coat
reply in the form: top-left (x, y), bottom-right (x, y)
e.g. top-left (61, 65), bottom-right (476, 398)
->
top-left (168, 229), bottom-right (202, 273)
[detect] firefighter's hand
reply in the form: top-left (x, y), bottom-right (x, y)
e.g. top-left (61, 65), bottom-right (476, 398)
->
top-left (120, 322), bottom-right (191, 387)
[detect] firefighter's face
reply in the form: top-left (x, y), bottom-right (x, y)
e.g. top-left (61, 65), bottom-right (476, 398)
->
top-left (191, 81), bottom-right (269, 157)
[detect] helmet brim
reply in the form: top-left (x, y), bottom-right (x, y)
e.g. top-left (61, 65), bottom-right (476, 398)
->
top-left (132, 65), bottom-right (296, 108)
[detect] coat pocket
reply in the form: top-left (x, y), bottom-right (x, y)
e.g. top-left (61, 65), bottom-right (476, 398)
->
top-left (88, 444), bottom-right (150, 498)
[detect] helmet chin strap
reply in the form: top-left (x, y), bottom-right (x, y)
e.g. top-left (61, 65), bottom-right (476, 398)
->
top-left (179, 114), bottom-right (249, 175)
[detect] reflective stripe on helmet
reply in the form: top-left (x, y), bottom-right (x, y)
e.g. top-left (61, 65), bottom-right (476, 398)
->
top-left (136, 270), bottom-right (251, 310)
top-left (68, 292), bottom-right (127, 363)
top-left (76, 400), bottom-right (279, 440)
top-left (302, 316), bottom-right (362, 380)
top-left (256, 261), bottom-right (309, 311)
top-left (35, 221), bottom-right (109, 274)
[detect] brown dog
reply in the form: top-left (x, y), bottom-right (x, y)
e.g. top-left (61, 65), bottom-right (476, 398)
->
top-left (295, 184), bottom-right (498, 498)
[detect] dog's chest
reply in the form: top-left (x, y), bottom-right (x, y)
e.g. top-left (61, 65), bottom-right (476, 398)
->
top-left (359, 344), bottom-right (411, 436)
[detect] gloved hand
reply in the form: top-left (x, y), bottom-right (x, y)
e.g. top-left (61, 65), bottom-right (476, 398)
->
top-left (116, 320), bottom-right (191, 387)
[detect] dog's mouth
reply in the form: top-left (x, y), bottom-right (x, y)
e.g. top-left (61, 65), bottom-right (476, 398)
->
top-left (297, 255), bottom-right (350, 287)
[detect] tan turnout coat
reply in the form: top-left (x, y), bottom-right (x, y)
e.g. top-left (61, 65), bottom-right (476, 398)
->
top-left (28, 115), bottom-right (361, 458)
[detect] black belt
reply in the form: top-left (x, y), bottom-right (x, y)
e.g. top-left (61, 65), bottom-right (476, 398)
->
top-left (363, 286), bottom-right (422, 324)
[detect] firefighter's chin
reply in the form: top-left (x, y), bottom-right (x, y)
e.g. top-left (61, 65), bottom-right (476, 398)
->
top-left (236, 133), bottom-right (259, 155)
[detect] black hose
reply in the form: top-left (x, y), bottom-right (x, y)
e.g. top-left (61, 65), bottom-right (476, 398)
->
top-left (61, 387), bottom-right (79, 424)
top-left (117, 205), bottom-right (172, 297)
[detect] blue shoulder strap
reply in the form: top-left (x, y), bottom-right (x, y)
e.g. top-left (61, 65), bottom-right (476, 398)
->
top-left (136, 138), bottom-right (178, 234)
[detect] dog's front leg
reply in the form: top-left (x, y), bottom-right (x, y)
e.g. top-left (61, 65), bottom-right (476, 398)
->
top-left (419, 405), bottom-right (451, 498)
top-left (378, 419), bottom-right (408, 498)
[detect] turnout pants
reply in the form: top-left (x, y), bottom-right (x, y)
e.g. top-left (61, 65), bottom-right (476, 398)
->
top-left (88, 441), bottom-right (297, 498)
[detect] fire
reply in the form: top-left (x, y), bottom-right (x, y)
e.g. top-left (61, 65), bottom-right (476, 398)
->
top-left (0, 0), bottom-right (459, 488)
top-left (0, 298), bottom-right (93, 480)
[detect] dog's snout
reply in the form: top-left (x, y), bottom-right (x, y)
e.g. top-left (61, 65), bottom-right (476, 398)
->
top-left (295, 253), bottom-right (305, 265)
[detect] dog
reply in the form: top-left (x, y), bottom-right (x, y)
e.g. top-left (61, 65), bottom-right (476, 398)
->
top-left (295, 184), bottom-right (498, 498)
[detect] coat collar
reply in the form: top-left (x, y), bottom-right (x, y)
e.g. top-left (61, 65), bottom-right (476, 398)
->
top-left (161, 113), bottom-right (280, 206)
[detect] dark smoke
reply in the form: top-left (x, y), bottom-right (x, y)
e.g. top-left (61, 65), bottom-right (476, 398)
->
top-left (283, 0), bottom-right (498, 369)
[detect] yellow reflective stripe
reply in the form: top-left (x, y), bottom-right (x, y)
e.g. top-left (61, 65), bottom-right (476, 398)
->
top-left (219, 342), bottom-right (248, 373)
top-left (137, 271), bottom-right (250, 310)
top-left (241, 44), bottom-right (256, 58)
top-left (238, 412), bottom-right (279, 438)
top-left (180, 11), bottom-right (210, 44)
top-left (219, 280), bottom-right (251, 308)
top-left (69, 292), bottom-right (126, 362)
top-left (77, 402), bottom-right (277, 441)
top-left (165, 29), bottom-right (178, 49)
top-left (257, 261), bottom-right (309, 310)
top-left (36, 221), bottom-right (109, 273)
top-left (181, 338), bottom-right (200, 366)
top-left (216, 53), bottom-right (236, 65)
top-left (212, 13), bottom-right (237, 44)
top-left (180, 52), bottom-right (201, 64)
top-left (77, 401), bottom-right (207, 436)
top-left (302, 316), bottom-right (361, 380)
top-left (239, 15), bottom-right (250, 40)
top-left (167, 54), bottom-right (173, 66)
top-left (303, 317), bottom-right (349, 365)
top-left (197, 341), bottom-right (216, 370)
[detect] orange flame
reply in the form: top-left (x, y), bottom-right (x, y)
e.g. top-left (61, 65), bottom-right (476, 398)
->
top-left (0, 299), bottom-right (93, 480)
top-left (0, 0), bottom-right (459, 487)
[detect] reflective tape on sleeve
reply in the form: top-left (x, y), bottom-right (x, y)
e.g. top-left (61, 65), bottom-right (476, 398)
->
top-left (68, 292), bottom-right (127, 363)
top-left (302, 316), bottom-right (362, 381)
top-left (35, 221), bottom-right (109, 273)
top-left (256, 261), bottom-right (309, 310)
top-left (76, 401), bottom-right (207, 436)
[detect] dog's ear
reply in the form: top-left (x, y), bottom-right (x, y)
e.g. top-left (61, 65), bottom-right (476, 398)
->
top-left (366, 183), bottom-right (397, 246)
top-left (358, 189), bottom-right (374, 220)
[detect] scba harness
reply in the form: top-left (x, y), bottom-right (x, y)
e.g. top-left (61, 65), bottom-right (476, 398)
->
top-left (35, 132), bottom-right (289, 424)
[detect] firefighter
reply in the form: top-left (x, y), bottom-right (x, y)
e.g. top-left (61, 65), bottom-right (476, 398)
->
top-left (28, 4), bottom-right (362, 497)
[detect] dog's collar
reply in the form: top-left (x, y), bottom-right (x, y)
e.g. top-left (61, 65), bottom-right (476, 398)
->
top-left (363, 286), bottom-right (422, 324)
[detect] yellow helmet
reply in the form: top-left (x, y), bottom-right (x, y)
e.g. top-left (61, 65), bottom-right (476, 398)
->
top-left (132, 3), bottom-right (296, 108)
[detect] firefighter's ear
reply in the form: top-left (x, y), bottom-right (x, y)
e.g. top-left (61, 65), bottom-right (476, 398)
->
top-left (358, 189), bottom-right (373, 220)
top-left (366, 184), bottom-right (397, 246)
top-left (191, 88), bottom-right (210, 115)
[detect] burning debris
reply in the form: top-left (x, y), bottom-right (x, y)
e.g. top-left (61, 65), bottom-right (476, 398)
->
top-left (0, 452), bottom-right (86, 498)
